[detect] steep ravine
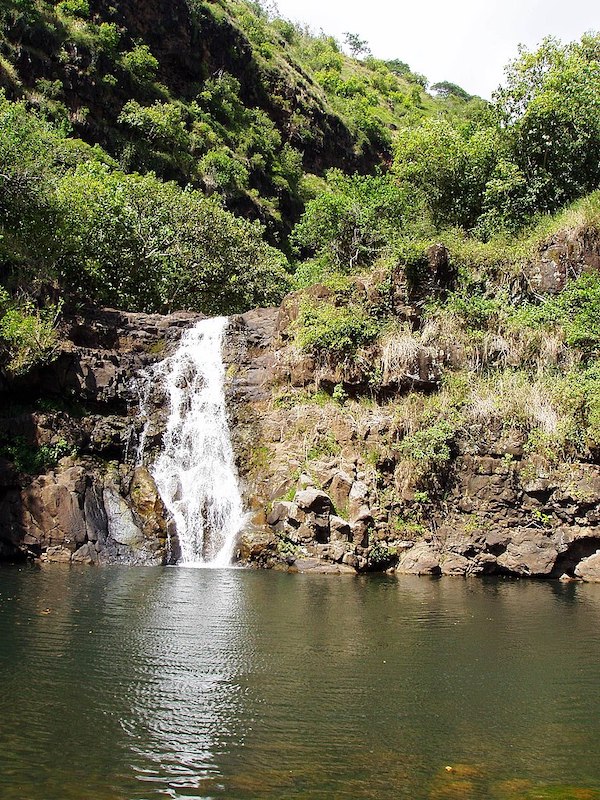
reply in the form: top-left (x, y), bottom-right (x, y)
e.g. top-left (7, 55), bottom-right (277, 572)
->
top-left (1, 276), bottom-right (600, 581)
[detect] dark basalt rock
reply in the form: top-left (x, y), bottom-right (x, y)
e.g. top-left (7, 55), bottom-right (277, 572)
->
top-left (526, 226), bottom-right (600, 295)
top-left (0, 309), bottom-right (195, 565)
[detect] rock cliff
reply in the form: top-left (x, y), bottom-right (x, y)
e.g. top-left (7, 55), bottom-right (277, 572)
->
top-left (1, 242), bottom-right (600, 581)
top-left (0, 308), bottom-right (195, 563)
top-left (225, 300), bottom-right (600, 582)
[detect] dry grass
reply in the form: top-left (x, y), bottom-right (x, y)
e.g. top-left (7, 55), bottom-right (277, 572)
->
top-left (466, 372), bottom-right (562, 436)
top-left (380, 327), bottom-right (422, 383)
top-left (420, 306), bottom-right (575, 376)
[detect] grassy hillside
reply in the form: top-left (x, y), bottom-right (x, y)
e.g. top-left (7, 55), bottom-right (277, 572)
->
top-left (0, 0), bottom-right (478, 241)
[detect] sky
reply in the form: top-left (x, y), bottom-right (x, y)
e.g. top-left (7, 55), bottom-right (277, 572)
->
top-left (271, 0), bottom-right (600, 99)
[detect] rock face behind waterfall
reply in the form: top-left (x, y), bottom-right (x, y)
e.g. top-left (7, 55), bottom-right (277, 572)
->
top-left (0, 306), bottom-right (271, 566)
top-left (0, 308), bottom-right (197, 564)
top-left (2, 292), bottom-right (600, 580)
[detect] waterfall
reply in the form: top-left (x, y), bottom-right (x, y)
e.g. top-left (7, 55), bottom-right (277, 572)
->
top-left (143, 317), bottom-right (245, 567)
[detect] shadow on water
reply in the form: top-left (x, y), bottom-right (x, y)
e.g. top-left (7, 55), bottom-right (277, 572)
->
top-left (1, 567), bottom-right (600, 799)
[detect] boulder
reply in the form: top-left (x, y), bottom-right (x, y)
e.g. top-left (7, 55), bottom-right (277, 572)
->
top-left (72, 543), bottom-right (97, 565)
top-left (103, 486), bottom-right (144, 548)
top-left (496, 528), bottom-right (559, 576)
top-left (129, 466), bottom-right (168, 541)
top-left (349, 481), bottom-right (370, 523)
top-left (267, 501), bottom-right (294, 527)
top-left (440, 554), bottom-right (470, 576)
top-left (237, 530), bottom-right (278, 564)
top-left (330, 542), bottom-right (349, 563)
top-left (295, 488), bottom-right (332, 515)
top-left (330, 515), bottom-right (352, 542)
top-left (43, 546), bottom-right (72, 563)
top-left (575, 551), bottom-right (600, 582)
top-left (326, 470), bottom-right (353, 512)
top-left (396, 543), bottom-right (441, 575)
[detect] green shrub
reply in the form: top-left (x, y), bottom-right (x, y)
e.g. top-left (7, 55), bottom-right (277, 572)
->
top-left (56, 0), bottom-right (89, 18)
top-left (393, 118), bottom-right (504, 229)
top-left (399, 420), bottom-right (456, 468)
top-left (496, 34), bottom-right (600, 214)
top-left (199, 148), bottom-right (249, 196)
top-left (95, 22), bottom-right (120, 54)
top-left (294, 299), bottom-right (380, 357)
top-left (292, 169), bottom-right (416, 274)
top-left (56, 163), bottom-right (289, 313)
top-left (368, 542), bottom-right (397, 569)
top-left (118, 100), bottom-right (193, 174)
top-left (0, 290), bottom-right (61, 375)
top-left (121, 44), bottom-right (159, 84)
top-left (0, 435), bottom-right (73, 473)
top-left (513, 273), bottom-right (600, 358)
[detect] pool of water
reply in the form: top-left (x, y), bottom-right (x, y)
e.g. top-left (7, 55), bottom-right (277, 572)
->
top-left (1, 565), bottom-right (599, 799)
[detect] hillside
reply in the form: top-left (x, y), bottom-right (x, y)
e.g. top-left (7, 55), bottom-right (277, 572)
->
top-left (0, 0), bottom-right (479, 240)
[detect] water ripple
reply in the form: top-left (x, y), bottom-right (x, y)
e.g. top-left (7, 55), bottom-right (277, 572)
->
top-left (1, 567), bottom-right (600, 799)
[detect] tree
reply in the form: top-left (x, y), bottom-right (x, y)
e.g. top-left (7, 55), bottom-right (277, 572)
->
top-left (56, 163), bottom-right (289, 313)
top-left (292, 169), bottom-right (416, 270)
top-left (494, 33), bottom-right (600, 212)
top-left (0, 94), bottom-right (65, 284)
top-left (393, 119), bottom-right (503, 229)
top-left (343, 32), bottom-right (371, 58)
top-left (431, 81), bottom-right (473, 101)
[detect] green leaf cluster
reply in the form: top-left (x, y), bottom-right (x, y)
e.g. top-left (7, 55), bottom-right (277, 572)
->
top-left (0, 289), bottom-right (61, 375)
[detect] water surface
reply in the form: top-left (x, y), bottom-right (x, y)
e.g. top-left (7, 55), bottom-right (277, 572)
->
top-left (1, 566), bottom-right (599, 799)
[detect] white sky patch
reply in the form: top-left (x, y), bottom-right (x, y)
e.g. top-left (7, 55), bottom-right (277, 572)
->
top-left (272, 0), bottom-right (600, 98)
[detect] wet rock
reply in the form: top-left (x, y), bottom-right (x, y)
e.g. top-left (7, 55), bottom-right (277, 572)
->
top-left (292, 558), bottom-right (323, 572)
top-left (225, 308), bottom-right (279, 403)
top-left (129, 466), bottom-right (168, 543)
top-left (84, 484), bottom-right (108, 543)
top-left (43, 546), bottom-right (72, 563)
top-left (237, 529), bottom-right (279, 565)
top-left (72, 543), bottom-right (97, 565)
top-left (103, 486), bottom-right (144, 548)
top-left (342, 552), bottom-right (366, 570)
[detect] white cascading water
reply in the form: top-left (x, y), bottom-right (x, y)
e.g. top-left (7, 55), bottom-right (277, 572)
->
top-left (146, 317), bottom-right (245, 567)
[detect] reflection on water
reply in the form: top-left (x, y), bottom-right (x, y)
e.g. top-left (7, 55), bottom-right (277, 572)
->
top-left (1, 567), bottom-right (600, 799)
top-left (125, 569), bottom-right (248, 798)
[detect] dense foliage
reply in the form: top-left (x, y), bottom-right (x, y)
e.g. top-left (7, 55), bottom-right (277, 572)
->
top-left (0, 93), bottom-right (289, 317)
